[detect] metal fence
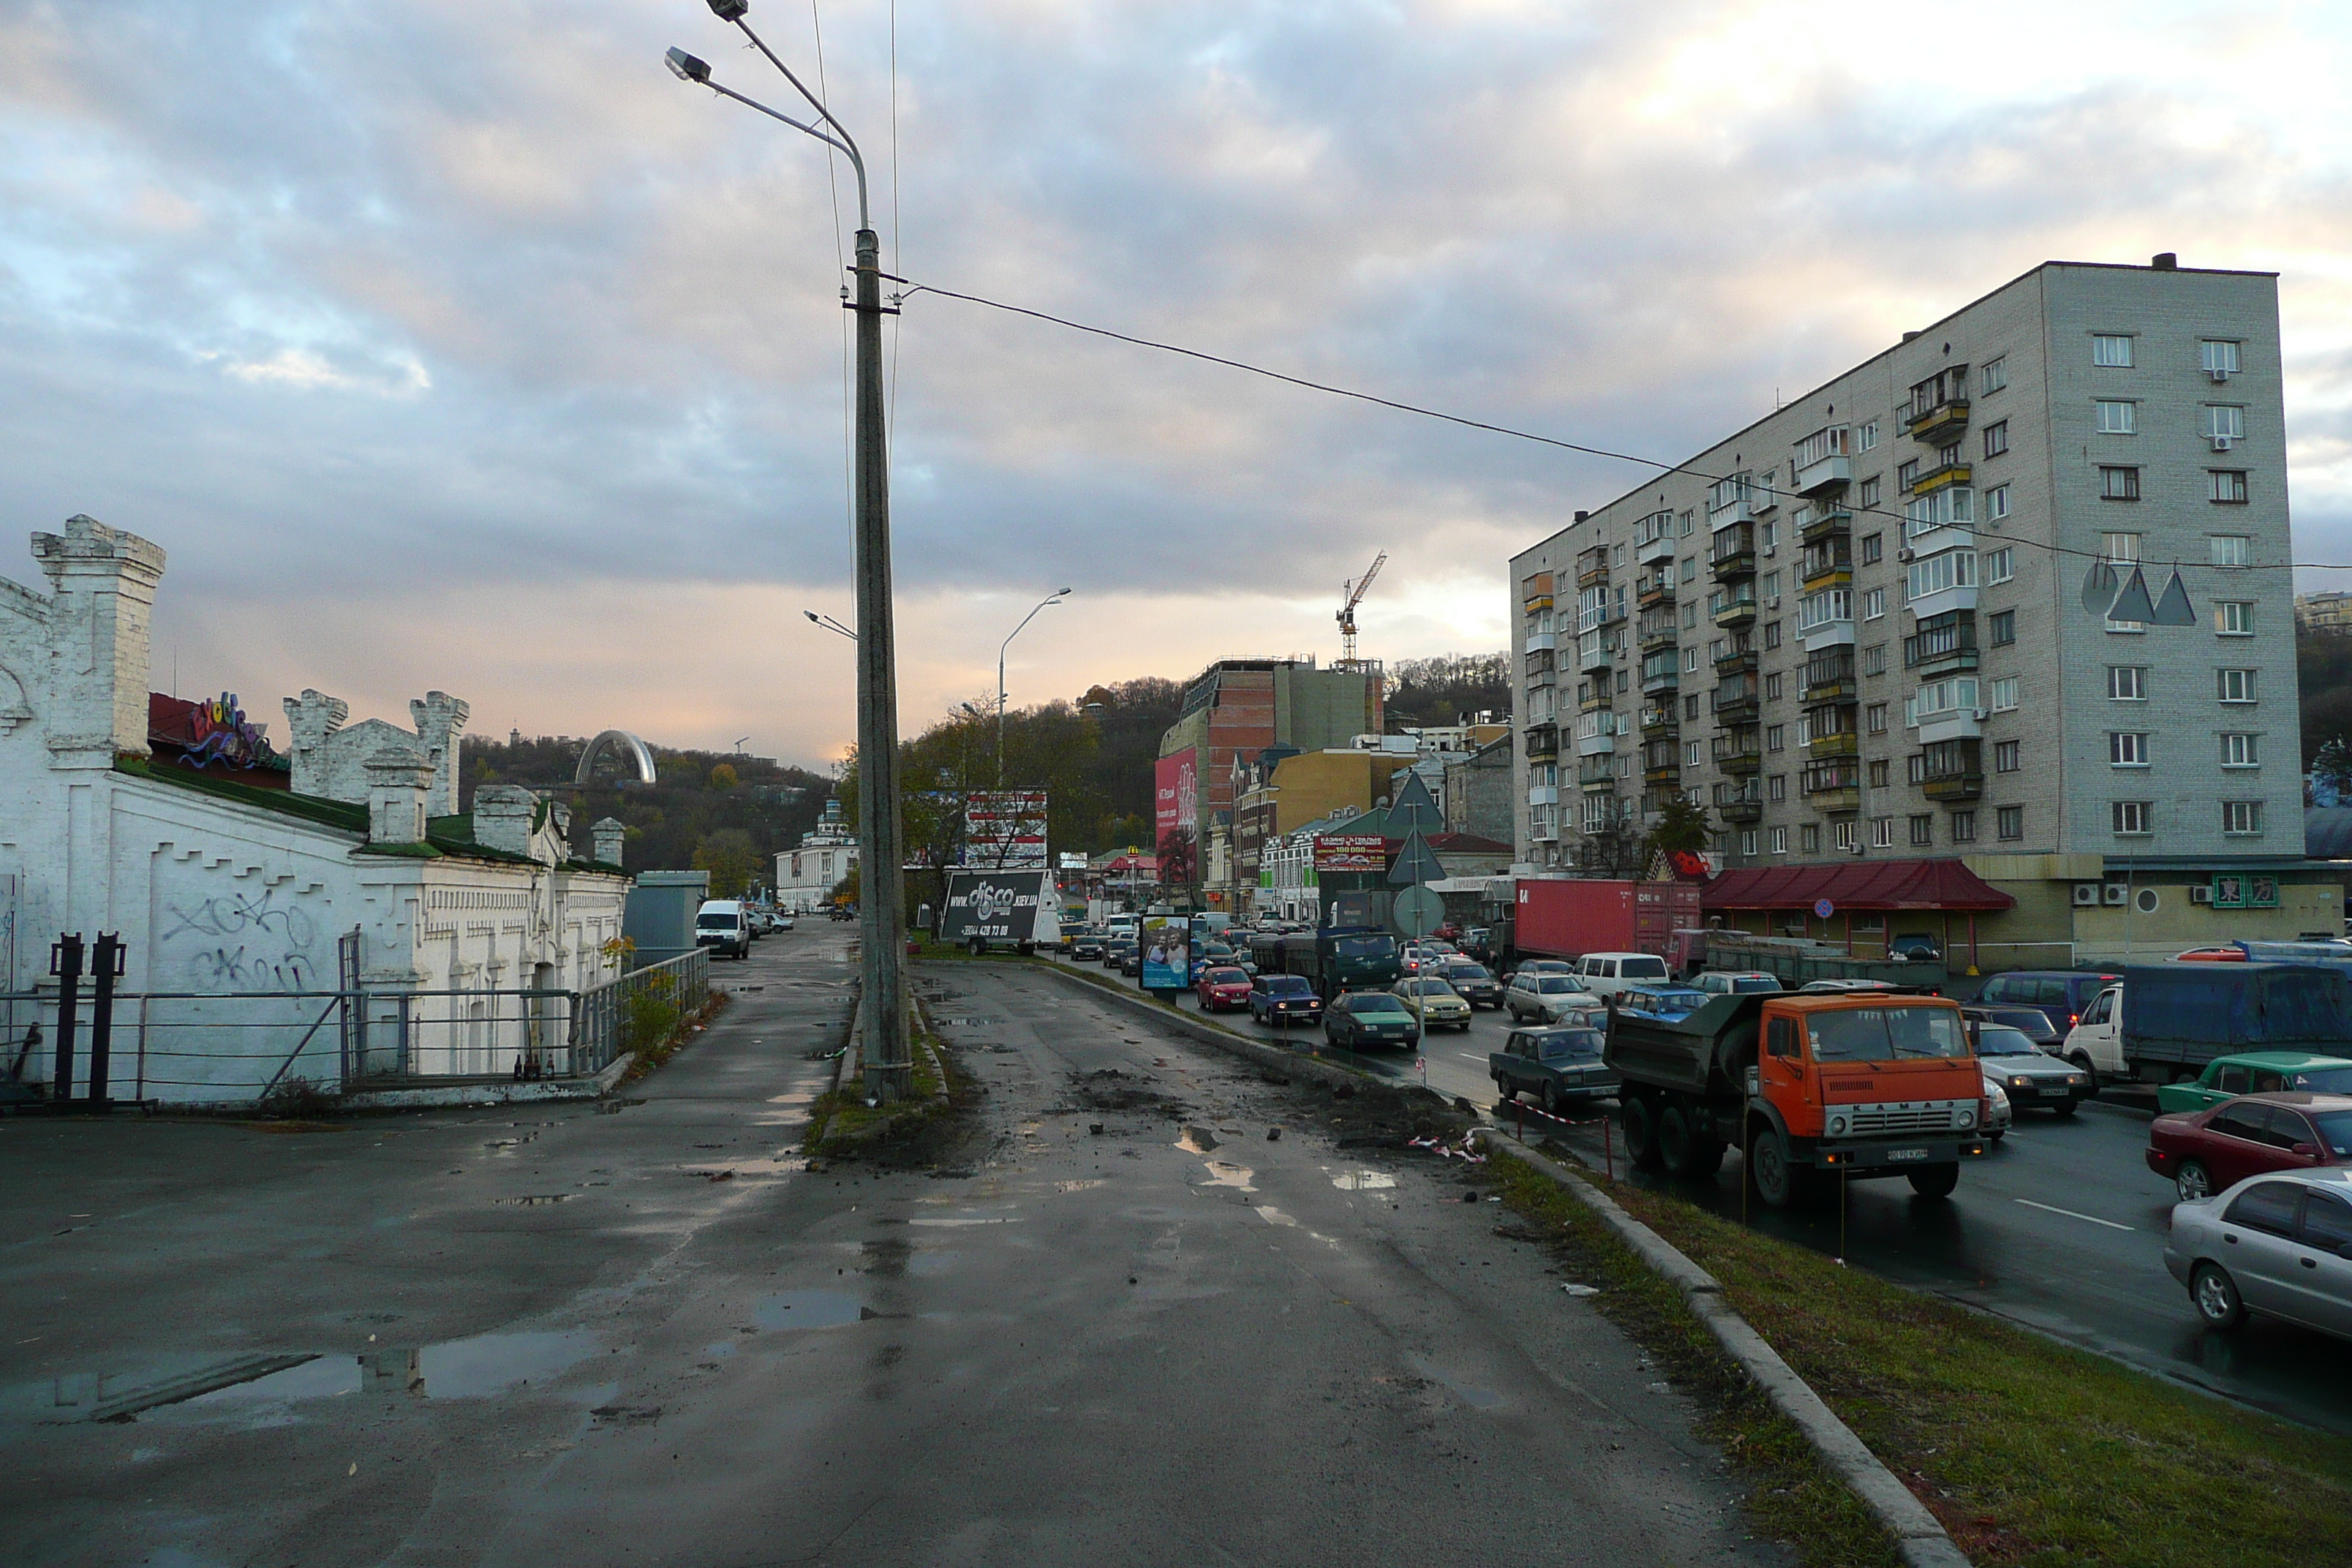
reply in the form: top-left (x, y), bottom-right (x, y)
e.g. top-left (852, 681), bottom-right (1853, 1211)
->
top-left (0, 949), bottom-right (710, 1107)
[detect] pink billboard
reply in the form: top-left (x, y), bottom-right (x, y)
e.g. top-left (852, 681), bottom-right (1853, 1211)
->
top-left (1154, 749), bottom-right (1199, 888)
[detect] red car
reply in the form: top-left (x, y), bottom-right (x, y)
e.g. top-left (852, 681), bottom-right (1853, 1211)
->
top-left (1195, 965), bottom-right (1253, 1012)
top-left (2146, 1091), bottom-right (2352, 1202)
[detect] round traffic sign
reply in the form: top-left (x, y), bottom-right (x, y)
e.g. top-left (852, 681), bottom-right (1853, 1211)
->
top-left (1813, 898), bottom-right (1836, 919)
top-left (1393, 885), bottom-right (1444, 938)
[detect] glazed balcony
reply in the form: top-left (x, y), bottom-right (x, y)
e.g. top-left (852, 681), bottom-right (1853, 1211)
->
top-left (1904, 613), bottom-right (1979, 678)
top-left (1713, 589), bottom-right (1758, 629)
top-left (1635, 511), bottom-right (1677, 566)
top-left (1800, 504), bottom-right (1854, 546)
top-left (1711, 676), bottom-right (1760, 726)
top-left (1799, 538), bottom-right (1852, 589)
top-left (1801, 649), bottom-right (1856, 702)
top-left (1641, 667), bottom-right (1680, 697)
top-left (1921, 738), bottom-right (1983, 802)
top-left (1520, 571), bottom-right (1555, 611)
top-left (1578, 631), bottom-right (1614, 674)
top-left (1710, 524), bottom-right (1757, 581)
top-left (1576, 545), bottom-right (1610, 589)
top-left (1524, 723), bottom-right (1559, 760)
top-left (1578, 758), bottom-right (1618, 788)
top-left (1636, 573), bottom-right (1676, 609)
top-left (1636, 608), bottom-right (1679, 652)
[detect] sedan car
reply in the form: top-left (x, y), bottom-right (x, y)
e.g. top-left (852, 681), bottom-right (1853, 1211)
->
top-left (1195, 965), bottom-right (1253, 1012)
top-left (1116, 944), bottom-right (1145, 979)
top-left (2146, 1091), bottom-right (2352, 1202)
top-left (1324, 990), bottom-right (1422, 1051)
top-left (1068, 930), bottom-right (1105, 961)
top-left (1390, 977), bottom-right (1473, 1031)
top-left (1507, 973), bottom-right (1604, 1024)
top-left (1693, 970), bottom-right (1782, 997)
top-left (1509, 959), bottom-right (1577, 982)
top-left (1493, 1025), bottom-right (1619, 1115)
top-left (1618, 985), bottom-right (1710, 1022)
top-left (1798, 979), bottom-right (1900, 995)
top-left (1436, 960), bottom-right (1504, 1009)
top-left (2165, 1166), bottom-right (2352, 1338)
top-left (1248, 973), bottom-right (1322, 1027)
top-left (1960, 1003), bottom-right (2062, 1051)
top-left (1972, 1023), bottom-right (2093, 1118)
top-left (2157, 1052), bottom-right (2352, 1115)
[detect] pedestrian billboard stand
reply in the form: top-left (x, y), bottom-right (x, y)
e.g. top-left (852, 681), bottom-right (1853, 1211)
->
top-left (1139, 916), bottom-right (1190, 992)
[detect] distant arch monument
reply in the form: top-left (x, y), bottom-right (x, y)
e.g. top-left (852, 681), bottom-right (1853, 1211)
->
top-left (576, 729), bottom-right (658, 787)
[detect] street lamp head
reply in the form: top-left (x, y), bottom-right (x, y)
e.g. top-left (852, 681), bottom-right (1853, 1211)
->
top-left (665, 47), bottom-right (712, 83)
top-left (705, 0), bottom-right (751, 18)
top-left (803, 610), bottom-right (821, 624)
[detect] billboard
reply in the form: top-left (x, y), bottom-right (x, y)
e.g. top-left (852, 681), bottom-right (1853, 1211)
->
top-left (936, 870), bottom-right (1052, 946)
top-left (963, 790), bottom-right (1049, 870)
top-left (1154, 750), bottom-right (1199, 887)
top-left (1313, 834), bottom-right (1387, 872)
top-left (1139, 915), bottom-right (1190, 990)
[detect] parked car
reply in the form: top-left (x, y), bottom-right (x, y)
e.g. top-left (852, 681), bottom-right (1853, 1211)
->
top-left (695, 900), bottom-right (753, 960)
top-left (1888, 934), bottom-right (1943, 962)
top-left (1490, 1025), bottom-right (1618, 1116)
top-left (2146, 1092), bottom-right (2352, 1202)
top-left (1973, 969), bottom-right (2122, 1036)
top-left (1798, 978), bottom-right (1900, 994)
top-left (1617, 984), bottom-right (1710, 1022)
top-left (1390, 977), bottom-right (1473, 1031)
top-left (1693, 970), bottom-right (1782, 997)
top-left (1960, 1003), bottom-right (2062, 1050)
top-left (747, 908), bottom-right (775, 936)
top-left (1323, 990), bottom-right (1422, 1050)
top-left (1195, 965), bottom-right (1253, 1012)
top-left (1571, 951), bottom-right (1673, 1000)
top-left (2157, 1052), bottom-right (2352, 1115)
top-left (1972, 1023), bottom-right (2094, 1118)
top-left (2165, 1166), bottom-right (2352, 1337)
top-left (774, 914), bottom-right (796, 932)
top-left (1436, 960), bottom-right (1504, 1009)
top-left (1505, 973), bottom-right (1602, 1024)
top-left (1248, 973), bottom-right (1323, 1027)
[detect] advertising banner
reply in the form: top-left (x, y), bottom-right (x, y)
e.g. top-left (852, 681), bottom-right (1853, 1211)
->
top-left (1139, 915), bottom-right (1191, 990)
top-left (936, 870), bottom-right (1052, 946)
top-left (1313, 834), bottom-right (1387, 872)
top-left (1154, 750), bottom-right (1199, 887)
top-left (963, 790), bottom-right (1049, 870)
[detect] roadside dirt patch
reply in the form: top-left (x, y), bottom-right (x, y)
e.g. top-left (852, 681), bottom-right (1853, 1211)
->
top-left (1060, 1067), bottom-right (1193, 1118)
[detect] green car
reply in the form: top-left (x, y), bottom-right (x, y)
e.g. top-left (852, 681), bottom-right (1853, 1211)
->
top-left (2154, 1050), bottom-right (2352, 1114)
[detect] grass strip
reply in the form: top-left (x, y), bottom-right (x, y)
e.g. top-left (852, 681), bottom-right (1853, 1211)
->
top-left (802, 1007), bottom-right (953, 1157)
top-left (1507, 1145), bottom-right (2352, 1567)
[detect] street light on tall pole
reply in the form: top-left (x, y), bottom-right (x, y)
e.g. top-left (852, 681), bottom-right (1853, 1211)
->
top-left (995, 589), bottom-right (1071, 785)
top-left (668, 2), bottom-right (909, 1101)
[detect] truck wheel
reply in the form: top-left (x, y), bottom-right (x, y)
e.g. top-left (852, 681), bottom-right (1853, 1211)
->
top-left (1907, 1163), bottom-right (1961, 1199)
top-left (2068, 1052), bottom-right (2099, 1089)
top-left (1656, 1101), bottom-right (1695, 1175)
top-left (1620, 1094), bottom-right (1664, 1170)
top-left (1747, 1125), bottom-right (1807, 1208)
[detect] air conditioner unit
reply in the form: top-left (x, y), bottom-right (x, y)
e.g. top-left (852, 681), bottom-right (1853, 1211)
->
top-left (1899, 548), bottom-right (1916, 563)
top-left (1767, 596), bottom-right (1782, 608)
top-left (2190, 885), bottom-right (2214, 905)
top-left (2104, 883), bottom-right (2130, 907)
top-left (2210, 366), bottom-right (2232, 383)
top-left (1971, 709), bottom-right (1989, 722)
top-left (1763, 546), bottom-right (1777, 557)
top-left (2212, 434), bottom-right (2234, 453)
top-left (2073, 883), bottom-right (2101, 908)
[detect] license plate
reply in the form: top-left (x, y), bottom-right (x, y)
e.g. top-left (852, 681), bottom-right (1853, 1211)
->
top-left (1886, 1147), bottom-right (1929, 1162)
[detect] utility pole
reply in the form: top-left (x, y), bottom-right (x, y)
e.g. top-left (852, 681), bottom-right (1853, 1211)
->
top-left (667, 5), bottom-right (909, 1099)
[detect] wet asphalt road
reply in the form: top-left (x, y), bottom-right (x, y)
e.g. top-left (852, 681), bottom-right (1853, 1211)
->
top-left (1049, 950), bottom-right (2352, 1435)
top-left (0, 931), bottom-right (1786, 1567)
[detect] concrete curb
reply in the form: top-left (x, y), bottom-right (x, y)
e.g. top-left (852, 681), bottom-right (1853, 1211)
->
top-left (1476, 1128), bottom-right (1972, 1568)
top-left (339, 1049), bottom-right (634, 1112)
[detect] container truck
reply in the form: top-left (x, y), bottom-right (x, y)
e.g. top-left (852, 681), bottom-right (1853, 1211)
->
top-left (2062, 962), bottom-right (2352, 1082)
top-left (1604, 990), bottom-right (1990, 1206)
top-left (1245, 927), bottom-right (1402, 998)
top-left (1509, 879), bottom-right (1701, 966)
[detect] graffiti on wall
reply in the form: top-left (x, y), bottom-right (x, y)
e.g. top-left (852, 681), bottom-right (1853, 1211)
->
top-left (162, 887), bottom-right (319, 992)
top-left (180, 692), bottom-right (280, 772)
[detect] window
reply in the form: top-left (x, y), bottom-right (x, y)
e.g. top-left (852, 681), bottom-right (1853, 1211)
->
top-left (1859, 421), bottom-right (1880, 453)
top-left (1618, 669), bottom-right (1631, 693)
top-left (1684, 693), bottom-right (1700, 720)
top-left (1760, 521), bottom-right (1777, 551)
top-left (1997, 804), bottom-right (2023, 840)
top-left (1869, 758), bottom-right (1891, 788)
top-left (1915, 676), bottom-right (1981, 721)
top-left (2110, 732), bottom-right (2150, 766)
top-left (2092, 333), bottom-right (2134, 368)
top-left (1768, 773), bottom-right (1787, 802)
top-left (2202, 405), bottom-right (2245, 441)
top-left (1950, 810), bottom-right (1977, 843)
top-left (1906, 753), bottom-right (1926, 784)
top-left (1910, 815), bottom-right (1934, 846)
top-left (1862, 643), bottom-right (1887, 676)
top-left (2111, 800), bottom-right (2152, 835)
top-left (2215, 601), bottom-right (2254, 636)
top-left (1684, 647), bottom-right (1700, 672)
top-left (1984, 485), bottom-right (2010, 522)
top-left (1866, 703), bottom-right (1888, 734)
top-left (1833, 819), bottom-right (1858, 851)
top-left (2220, 733), bottom-right (2258, 768)
top-left (1990, 676), bottom-right (2019, 712)
top-left (1989, 610), bottom-right (2016, 646)
top-left (2108, 666), bottom-right (2146, 701)
top-left (1681, 510), bottom-right (1695, 537)
top-left (2210, 470), bottom-right (2249, 505)
top-left (1681, 556), bottom-right (1697, 582)
top-left (2201, 339), bottom-right (2242, 377)
top-left (2222, 800), bottom-right (2265, 836)
top-left (1614, 542), bottom-right (1627, 568)
top-left (1982, 420), bottom-right (2010, 457)
top-left (1994, 739), bottom-right (2020, 772)
top-left (1763, 621), bottom-right (1782, 650)
top-left (1872, 816), bottom-right (1894, 847)
top-left (1985, 547), bottom-right (2014, 584)
top-left (1982, 357), bottom-right (2008, 395)
top-left (1740, 829), bottom-right (1758, 856)
top-left (1765, 673), bottom-right (1784, 701)
top-left (1864, 587), bottom-right (1885, 619)
top-left (1684, 602), bottom-right (1699, 628)
top-left (1800, 823), bottom-right (1821, 853)
top-left (1766, 725), bottom-right (1787, 753)
top-left (1686, 740), bottom-right (1703, 766)
top-left (1762, 570), bottom-right (1782, 600)
top-left (2210, 534), bottom-right (2251, 568)
top-left (1905, 550), bottom-right (1977, 601)
top-left (1861, 532), bottom-right (1882, 565)
top-left (2095, 400), bottom-right (2136, 435)
top-left (2100, 466), bottom-right (2141, 501)
top-left (2101, 532), bottom-right (2141, 562)
top-left (1858, 475), bottom-right (1881, 508)
top-left (1769, 826), bottom-right (1789, 855)
top-left (1898, 458), bottom-right (1921, 491)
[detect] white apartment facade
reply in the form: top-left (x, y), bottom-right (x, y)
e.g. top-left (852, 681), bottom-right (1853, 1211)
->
top-left (1509, 257), bottom-right (2334, 959)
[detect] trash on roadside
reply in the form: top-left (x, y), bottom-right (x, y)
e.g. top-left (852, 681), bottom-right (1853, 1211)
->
top-left (1561, 1283), bottom-right (1600, 1297)
top-left (1408, 1133), bottom-right (1487, 1164)
top-left (1266, 1127), bottom-right (1282, 1142)
top-left (1090, 1123), bottom-right (1106, 1136)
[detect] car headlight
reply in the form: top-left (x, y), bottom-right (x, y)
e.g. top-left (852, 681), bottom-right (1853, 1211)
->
top-left (1828, 1114), bottom-right (1847, 1136)
top-left (1987, 1084), bottom-right (2010, 1109)
top-left (2009, 1075), bottom-right (2034, 1089)
top-left (1957, 1106), bottom-right (1976, 1127)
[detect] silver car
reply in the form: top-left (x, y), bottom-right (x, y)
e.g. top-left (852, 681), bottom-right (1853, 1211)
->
top-left (2166, 1166), bottom-right (2352, 1338)
top-left (1973, 1024), bottom-right (2094, 1119)
top-left (1506, 973), bottom-right (1603, 1024)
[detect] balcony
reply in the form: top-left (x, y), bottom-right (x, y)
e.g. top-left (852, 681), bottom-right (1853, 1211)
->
top-left (1794, 453), bottom-right (1852, 495)
top-left (1907, 396), bottom-right (1969, 442)
top-left (1578, 685), bottom-right (1613, 714)
top-left (1713, 591), bottom-right (1759, 629)
top-left (1524, 629), bottom-right (1556, 654)
top-left (1801, 653), bottom-right (1856, 702)
top-left (1800, 539), bottom-right (1852, 590)
top-left (1578, 636), bottom-right (1614, 675)
top-left (1923, 770), bottom-right (1983, 802)
top-left (1710, 523), bottom-right (1757, 580)
top-left (1904, 613), bottom-right (1978, 678)
top-left (1578, 758), bottom-right (1617, 788)
top-left (1576, 546), bottom-right (1610, 589)
top-left (1530, 815), bottom-right (1560, 843)
top-left (1711, 682), bottom-right (1760, 725)
top-left (1524, 723), bottom-right (1559, 759)
top-left (1643, 762), bottom-right (1682, 785)
top-left (1576, 725), bottom-right (1618, 758)
top-left (1921, 738), bottom-right (1984, 801)
top-left (1526, 784), bottom-right (1560, 807)
top-left (1912, 457), bottom-right (1972, 495)
top-left (1806, 730), bottom-right (1859, 759)
top-left (1714, 739), bottom-right (1763, 775)
top-left (1635, 513), bottom-right (1677, 565)
top-left (1641, 667), bottom-right (1680, 697)
top-left (1526, 666), bottom-right (1556, 691)
top-left (1640, 702), bottom-right (1679, 734)
top-left (1714, 646), bottom-right (1758, 676)
top-left (1521, 571), bottom-right (1555, 611)
top-left (1637, 611), bottom-right (1679, 652)
top-left (1720, 798), bottom-right (1764, 825)
top-left (1801, 504), bottom-right (1854, 545)
top-left (1636, 574), bottom-right (1676, 609)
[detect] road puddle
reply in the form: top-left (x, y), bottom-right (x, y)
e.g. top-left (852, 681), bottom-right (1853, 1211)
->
top-left (1331, 1171), bottom-right (1398, 1191)
top-left (1176, 1126), bottom-right (1219, 1154)
top-left (754, 1292), bottom-right (869, 1329)
top-left (908, 1215), bottom-right (1022, 1227)
top-left (1053, 1180), bottom-right (1104, 1193)
top-left (1199, 1161), bottom-right (1256, 1192)
top-left (1254, 1205), bottom-right (1300, 1228)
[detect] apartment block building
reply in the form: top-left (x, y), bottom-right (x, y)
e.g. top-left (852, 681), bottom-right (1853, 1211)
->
top-left (1509, 257), bottom-right (2335, 963)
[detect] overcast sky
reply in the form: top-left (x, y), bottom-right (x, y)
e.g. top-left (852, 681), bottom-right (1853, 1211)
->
top-left (4, 0), bottom-right (2348, 769)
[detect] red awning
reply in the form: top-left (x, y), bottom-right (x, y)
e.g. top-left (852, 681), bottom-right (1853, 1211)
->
top-left (1700, 858), bottom-right (2013, 913)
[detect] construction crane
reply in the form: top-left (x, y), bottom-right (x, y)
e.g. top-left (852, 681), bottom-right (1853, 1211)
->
top-left (1335, 551), bottom-right (1387, 668)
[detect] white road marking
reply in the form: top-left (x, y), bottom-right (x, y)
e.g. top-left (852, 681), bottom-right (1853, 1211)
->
top-left (2013, 1198), bottom-right (2135, 1232)
top-left (1456, 1052), bottom-right (1485, 1062)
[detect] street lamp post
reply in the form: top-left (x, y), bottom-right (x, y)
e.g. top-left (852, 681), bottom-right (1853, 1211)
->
top-left (995, 589), bottom-right (1071, 786)
top-left (669, 4), bottom-right (908, 1101)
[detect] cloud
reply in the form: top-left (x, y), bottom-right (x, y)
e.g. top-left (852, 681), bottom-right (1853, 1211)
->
top-left (3, 0), bottom-right (2351, 758)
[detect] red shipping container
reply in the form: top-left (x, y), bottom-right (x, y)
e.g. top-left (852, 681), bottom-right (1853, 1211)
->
top-left (1512, 878), bottom-right (1701, 961)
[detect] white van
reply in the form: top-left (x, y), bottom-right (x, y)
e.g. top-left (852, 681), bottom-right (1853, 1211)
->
top-left (2061, 984), bottom-right (2130, 1078)
top-left (1572, 951), bottom-right (1672, 1000)
top-left (696, 900), bottom-right (753, 960)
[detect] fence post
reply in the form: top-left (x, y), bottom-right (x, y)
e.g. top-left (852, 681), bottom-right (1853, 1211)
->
top-left (49, 934), bottom-right (83, 1104)
top-left (88, 932), bottom-right (123, 1112)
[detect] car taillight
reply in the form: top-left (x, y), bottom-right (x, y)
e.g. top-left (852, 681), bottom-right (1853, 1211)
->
top-left (2069, 1014), bottom-right (2078, 1026)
